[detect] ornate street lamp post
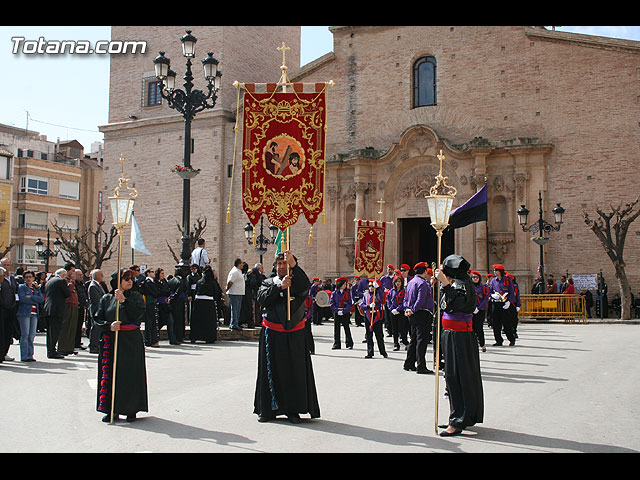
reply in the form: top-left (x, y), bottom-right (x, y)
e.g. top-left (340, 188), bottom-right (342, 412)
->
top-left (35, 229), bottom-right (62, 273)
top-left (244, 216), bottom-right (279, 264)
top-left (425, 149), bottom-right (457, 435)
top-left (517, 191), bottom-right (565, 290)
top-left (153, 30), bottom-right (221, 266)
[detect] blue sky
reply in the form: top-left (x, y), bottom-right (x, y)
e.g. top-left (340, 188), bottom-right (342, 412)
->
top-left (1, 26), bottom-right (638, 151)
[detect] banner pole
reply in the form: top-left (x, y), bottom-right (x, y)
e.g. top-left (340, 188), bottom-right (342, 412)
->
top-left (286, 227), bottom-right (291, 323)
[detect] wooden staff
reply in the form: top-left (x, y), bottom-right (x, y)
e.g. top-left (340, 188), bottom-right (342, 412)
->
top-left (433, 231), bottom-right (443, 435)
top-left (110, 232), bottom-right (123, 424)
top-left (280, 227), bottom-right (292, 324)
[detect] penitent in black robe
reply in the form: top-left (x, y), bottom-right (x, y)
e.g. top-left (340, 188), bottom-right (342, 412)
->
top-left (440, 274), bottom-right (484, 430)
top-left (253, 263), bottom-right (320, 420)
top-left (94, 290), bottom-right (148, 418)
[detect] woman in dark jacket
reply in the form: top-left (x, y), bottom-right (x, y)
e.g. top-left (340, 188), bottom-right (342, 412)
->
top-left (94, 269), bottom-right (148, 423)
top-left (189, 265), bottom-right (221, 343)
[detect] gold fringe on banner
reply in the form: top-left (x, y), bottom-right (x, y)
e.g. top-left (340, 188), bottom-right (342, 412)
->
top-left (308, 225), bottom-right (313, 245)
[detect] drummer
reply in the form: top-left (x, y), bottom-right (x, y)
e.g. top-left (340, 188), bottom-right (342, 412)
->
top-left (315, 287), bottom-right (332, 324)
top-left (309, 277), bottom-right (321, 325)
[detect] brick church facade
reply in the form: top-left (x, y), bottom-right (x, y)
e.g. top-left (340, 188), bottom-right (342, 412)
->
top-left (101, 26), bottom-right (640, 294)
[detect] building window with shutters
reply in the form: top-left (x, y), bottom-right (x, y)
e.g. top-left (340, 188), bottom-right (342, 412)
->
top-left (146, 79), bottom-right (162, 106)
top-left (413, 56), bottom-right (437, 107)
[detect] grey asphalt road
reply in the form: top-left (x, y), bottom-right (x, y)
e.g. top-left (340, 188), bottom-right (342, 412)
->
top-left (1, 321), bottom-right (639, 453)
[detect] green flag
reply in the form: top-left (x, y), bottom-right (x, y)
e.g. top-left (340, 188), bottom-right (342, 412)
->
top-left (274, 229), bottom-right (284, 258)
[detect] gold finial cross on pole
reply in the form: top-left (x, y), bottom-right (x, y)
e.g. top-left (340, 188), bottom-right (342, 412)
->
top-left (277, 41), bottom-right (290, 67)
top-left (277, 41), bottom-right (291, 92)
top-left (377, 197), bottom-right (394, 224)
top-left (377, 198), bottom-right (385, 222)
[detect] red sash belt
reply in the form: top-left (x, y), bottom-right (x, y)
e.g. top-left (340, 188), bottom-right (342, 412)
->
top-left (442, 318), bottom-right (473, 332)
top-left (120, 324), bottom-right (140, 331)
top-left (262, 318), bottom-right (306, 333)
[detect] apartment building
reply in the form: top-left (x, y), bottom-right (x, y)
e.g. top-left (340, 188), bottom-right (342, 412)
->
top-left (0, 123), bottom-right (103, 271)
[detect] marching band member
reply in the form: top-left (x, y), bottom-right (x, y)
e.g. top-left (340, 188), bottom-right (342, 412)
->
top-left (330, 277), bottom-right (354, 350)
top-left (400, 264), bottom-right (412, 286)
top-left (387, 274), bottom-right (409, 351)
top-left (360, 279), bottom-right (388, 358)
top-left (470, 270), bottom-right (489, 352)
top-left (488, 264), bottom-right (516, 346)
top-left (380, 264), bottom-right (395, 337)
top-left (403, 262), bottom-right (434, 374)
top-left (507, 273), bottom-right (521, 339)
top-left (351, 274), bottom-right (367, 327)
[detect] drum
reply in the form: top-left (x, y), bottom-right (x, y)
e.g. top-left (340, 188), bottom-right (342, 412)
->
top-left (315, 289), bottom-right (330, 308)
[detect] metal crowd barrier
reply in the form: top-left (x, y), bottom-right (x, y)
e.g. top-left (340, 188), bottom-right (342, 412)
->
top-left (519, 294), bottom-right (587, 324)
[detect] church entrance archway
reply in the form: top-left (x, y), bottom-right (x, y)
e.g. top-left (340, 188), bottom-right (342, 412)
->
top-left (398, 217), bottom-right (455, 271)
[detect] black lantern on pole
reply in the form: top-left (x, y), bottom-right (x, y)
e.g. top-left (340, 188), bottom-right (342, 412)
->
top-left (35, 229), bottom-right (61, 273)
top-left (518, 191), bottom-right (565, 287)
top-left (153, 30), bottom-right (221, 267)
top-left (244, 217), bottom-right (278, 264)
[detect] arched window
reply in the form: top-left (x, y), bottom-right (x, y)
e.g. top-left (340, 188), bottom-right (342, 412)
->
top-left (413, 56), bottom-right (437, 107)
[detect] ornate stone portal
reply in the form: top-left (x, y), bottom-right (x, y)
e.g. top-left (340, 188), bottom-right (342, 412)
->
top-left (320, 124), bottom-right (553, 292)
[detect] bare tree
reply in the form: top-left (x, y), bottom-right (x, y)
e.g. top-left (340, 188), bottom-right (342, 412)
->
top-left (166, 215), bottom-right (207, 264)
top-left (50, 219), bottom-right (118, 274)
top-left (583, 195), bottom-right (640, 320)
top-left (0, 243), bottom-right (13, 260)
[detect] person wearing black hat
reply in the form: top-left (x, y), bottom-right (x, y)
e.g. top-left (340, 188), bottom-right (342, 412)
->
top-left (254, 250), bottom-right (320, 424)
top-left (93, 268), bottom-right (148, 423)
top-left (488, 264), bottom-right (516, 346)
top-left (403, 262), bottom-right (434, 374)
top-left (435, 254), bottom-right (484, 437)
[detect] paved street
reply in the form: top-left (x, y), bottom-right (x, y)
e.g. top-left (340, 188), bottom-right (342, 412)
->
top-left (1, 320), bottom-right (639, 453)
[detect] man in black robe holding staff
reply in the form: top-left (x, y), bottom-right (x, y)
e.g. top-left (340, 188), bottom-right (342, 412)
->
top-left (253, 250), bottom-right (320, 424)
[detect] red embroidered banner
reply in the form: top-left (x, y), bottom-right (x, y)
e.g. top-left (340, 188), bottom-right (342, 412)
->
top-left (241, 83), bottom-right (327, 231)
top-left (354, 220), bottom-right (386, 278)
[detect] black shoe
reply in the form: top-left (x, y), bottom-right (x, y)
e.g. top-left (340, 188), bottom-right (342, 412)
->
top-left (416, 368), bottom-right (434, 375)
top-left (257, 415), bottom-right (274, 423)
top-left (364, 354), bottom-right (373, 358)
top-left (331, 346), bottom-right (340, 350)
top-left (404, 366), bottom-right (417, 371)
top-left (393, 345), bottom-right (400, 351)
top-left (126, 414), bottom-right (137, 422)
top-left (439, 428), bottom-right (462, 437)
top-left (287, 414), bottom-right (301, 424)
top-left (382, 353), bottom-right (388, 358)
top-left (48, 353), bottom-right (65, 359)
top-left (509, 341), bottom-right (516, 346)
top-left (102, 414), bottom-right (112, 423)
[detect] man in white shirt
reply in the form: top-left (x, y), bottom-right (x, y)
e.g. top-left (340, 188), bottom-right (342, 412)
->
top-left (191, 239), bottom-right (210, 268)
top-left (226, 258), bottom-right (245, 331)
